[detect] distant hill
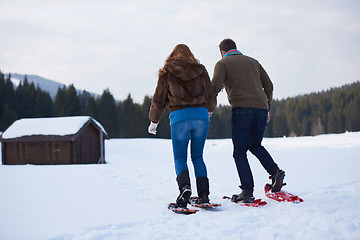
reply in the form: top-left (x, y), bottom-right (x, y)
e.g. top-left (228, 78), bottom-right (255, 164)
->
top-left (7, 73), bottom-right (99, 99)
top-left (8, 73), bottom-right (65, 99)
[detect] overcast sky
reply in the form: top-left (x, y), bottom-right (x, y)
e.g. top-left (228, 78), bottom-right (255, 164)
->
top-left (1, 0), bottom-right (359, 105)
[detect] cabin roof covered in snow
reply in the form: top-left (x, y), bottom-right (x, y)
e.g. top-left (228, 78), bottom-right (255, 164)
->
top-left (1, 116), bottom-right (108, 139)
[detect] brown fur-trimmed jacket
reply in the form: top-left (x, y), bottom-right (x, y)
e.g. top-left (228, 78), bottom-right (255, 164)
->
top-left (149, 60), bottom-right (217, 123)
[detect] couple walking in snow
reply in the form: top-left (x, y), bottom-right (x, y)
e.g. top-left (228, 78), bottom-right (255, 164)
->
top-left (148, 39), bottom-right (285, 208)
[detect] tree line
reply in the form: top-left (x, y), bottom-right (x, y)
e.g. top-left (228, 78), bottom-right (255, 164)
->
top-left (1, 71), bottom-right (359, 138)
top-left (265, 81), bottom-right (360, 137)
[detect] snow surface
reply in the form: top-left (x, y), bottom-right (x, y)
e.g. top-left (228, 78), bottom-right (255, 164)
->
top-left (1, 116), bottom-right (107, 139)
top-left (0, 132), bottom-right (360, 240)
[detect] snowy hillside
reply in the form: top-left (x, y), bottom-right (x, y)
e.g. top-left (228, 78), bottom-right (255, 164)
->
top-left (7, 73), bottom-right (100, 99)
top-left (1, 132), bottom-right (360, 240)
top-left (9, 73), bottom-right (66, 98)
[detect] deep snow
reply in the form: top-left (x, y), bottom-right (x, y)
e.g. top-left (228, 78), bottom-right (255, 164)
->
top-left (1, 132), bottom-right (360, 240)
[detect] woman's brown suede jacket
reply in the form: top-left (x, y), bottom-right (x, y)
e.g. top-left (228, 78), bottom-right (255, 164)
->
top-left (149, 60), bottom-right (217, 123)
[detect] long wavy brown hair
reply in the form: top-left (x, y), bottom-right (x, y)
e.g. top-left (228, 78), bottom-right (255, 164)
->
top-left (159, 44), bottom-right (199, 75)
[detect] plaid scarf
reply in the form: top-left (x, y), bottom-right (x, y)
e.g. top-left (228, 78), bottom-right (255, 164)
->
top-left (224, 49), bottom-right (243, 57)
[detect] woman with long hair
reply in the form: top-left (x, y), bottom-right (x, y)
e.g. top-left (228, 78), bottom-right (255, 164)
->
top-left (148, 44), bottom-right (216, 208)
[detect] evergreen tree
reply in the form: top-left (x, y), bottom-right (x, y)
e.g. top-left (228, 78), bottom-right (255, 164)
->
top-left (300, 116), bottom-right (311, 136)
top-left (272, 109), bottom-right (288, 137)
top-left (84, 95), bottom-right (99, 120)
top-left (1, 68), bottom-right (359, 138)
top-left (312, 117), bottom-right (325, 135)
top-left (0, 71), bottom-right (5, 128)
top-left (15, 75), bottom-right (37, 118)
top-left (34, 87), bottom-right (53, 117)
top-left (118, 94), bottom-right (145, 138)
top-left (98, 89), bottom-right (119, 138)
top-left (0, 73), bottom-right (17, 131)
top-left (52, 84), bottom-right (81, 116)
top-left (53, 86), bottom-right (67, 116)
top-left (208, 105), bottom-right (231, 139)
top-left (65, 84), bottom-right (81, 116)
top-left (0, 104), bottom-right (17, 131)
top-left (327, 109), bottom-right (341, 133)
top-left (156, 108), bottom-right (171, 139)
top-left (346, 94), bottom-right (360, 131)
top-left (285, 98), bottom-right (299, 136)
top-left (79, 90), bottom-right (92, 114)
top-left (141, 96), bottom-right (153, 138)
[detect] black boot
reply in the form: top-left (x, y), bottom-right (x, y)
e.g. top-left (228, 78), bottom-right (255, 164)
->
top-left (175, 170), bottom-right (191, 208)
top-left (231, 186), bottom-right (255, 203)
top-left (196, 177), bottom-right (210, 204)
top-left (271, 169), bottom-right (285, 193)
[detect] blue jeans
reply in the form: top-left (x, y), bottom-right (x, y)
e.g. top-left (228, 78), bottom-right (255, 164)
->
top-left (171, 119), bottom-right (209, 179)
top-left (231, 107), bottom-right (279, 190)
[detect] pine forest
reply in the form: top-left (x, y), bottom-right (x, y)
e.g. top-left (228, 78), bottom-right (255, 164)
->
top-left (1, 71), bottom-right (359, 139)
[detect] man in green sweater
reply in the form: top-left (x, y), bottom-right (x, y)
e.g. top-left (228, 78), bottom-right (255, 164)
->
top-left (211, 38), bottom-right (285, 203)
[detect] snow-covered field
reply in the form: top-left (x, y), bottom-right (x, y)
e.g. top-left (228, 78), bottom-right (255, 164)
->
top-left (1, 132), bottom-right (360, 240)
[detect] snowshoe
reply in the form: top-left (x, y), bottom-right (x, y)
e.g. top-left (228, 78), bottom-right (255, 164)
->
top-left (168, 203), bottom-right (197, 214)
top-left (223, 196), bottom-right (267, 207)
top-left (189, 196), bottom-right (221, 208)
top-left (264, 184), bottom-right (303, 203)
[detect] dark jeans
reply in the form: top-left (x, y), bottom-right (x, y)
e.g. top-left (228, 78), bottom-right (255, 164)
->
top-left (231, 107), bottom-right (278, 190)
top-left (171, 119), bottom-right (209, 179)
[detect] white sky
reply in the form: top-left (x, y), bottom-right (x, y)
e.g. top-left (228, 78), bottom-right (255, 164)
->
top-left (0, 0), bottom-right (359, 105)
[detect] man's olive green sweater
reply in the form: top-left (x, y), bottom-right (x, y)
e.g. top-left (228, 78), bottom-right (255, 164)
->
top-left (211, 54), bottom-right (273, 110)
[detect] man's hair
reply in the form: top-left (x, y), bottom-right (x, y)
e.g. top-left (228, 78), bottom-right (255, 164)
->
top-left (219, 38), bottom-right (237, 52)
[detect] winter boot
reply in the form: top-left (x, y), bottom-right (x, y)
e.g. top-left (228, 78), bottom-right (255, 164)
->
top-left (231, 186), bottom-right (255, 203)
top-left (175, 170), bottom-right (191, 208)
top-left (196, 177), bottom-right (210, 204)
top-left (271, 169), bottom-right (285, 193)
